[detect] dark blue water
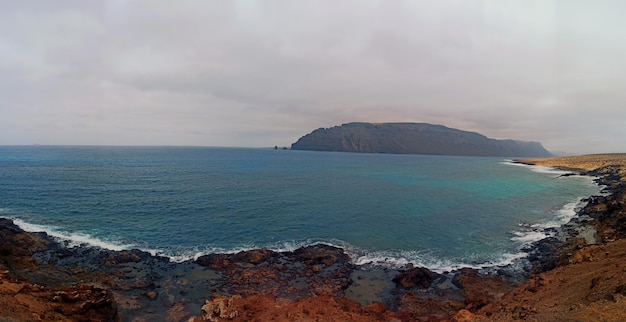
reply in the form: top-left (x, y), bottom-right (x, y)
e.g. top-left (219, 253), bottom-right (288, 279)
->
top-left (0, 146), bottom-right (600, 271)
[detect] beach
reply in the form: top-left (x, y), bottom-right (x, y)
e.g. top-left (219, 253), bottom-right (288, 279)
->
top-left (1, 153), bottom-right (626, 321)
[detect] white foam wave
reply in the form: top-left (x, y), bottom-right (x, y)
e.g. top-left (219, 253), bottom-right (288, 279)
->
top-left (500, 160), bottom-right (574, 177)
top-left (138, 238), bottom-right (525, 273)
top-left (1, 215), bottom-right (567, 274)
top-left (554, 200), bottom-right (584, 222)
top-left (351, 248), bottom-right (529, 273)
top-left (10, 217), bottom-right (134, 252)
top-left (510, 197), bottom-right (590, 251)
top-left (150, 164), bottom-right (598, 267)
top-left (143, 239), bottom-right (328, 263)
top-left (511, 229), bottom-right (553, 243)
top-left (503, 159), bottom-right (603, 248)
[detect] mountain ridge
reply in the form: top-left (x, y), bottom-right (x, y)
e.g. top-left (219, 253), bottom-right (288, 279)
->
top-left (291, 122), bottom-right (552, 157)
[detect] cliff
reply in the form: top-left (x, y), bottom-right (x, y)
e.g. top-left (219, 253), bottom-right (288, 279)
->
top-left (291, 122), bottom-right (552, 157)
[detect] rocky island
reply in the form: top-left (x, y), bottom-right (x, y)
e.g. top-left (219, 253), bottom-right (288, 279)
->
top-left (291, 122), bottom-right (552, 157)
top-left (2, 154), bottom-right (626, 321)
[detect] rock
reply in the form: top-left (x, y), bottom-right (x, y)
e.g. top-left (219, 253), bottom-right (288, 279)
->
top-left (201, 295), bottom-right (241, 321)
top-left (196, 244), bottom-right (354, 299)
top-left (451, 309), bottom-right (476, 322)
top-left (452, 268), bottom-right (510, 311)
top-left (0, 218), bottom-right (49, 270)
top-left (525, 237), bottom-right (563, 275)
top-left (231, 249), bottom-right (274, 265)
top-left (293, 244), bottom-right (350, 267)
top-left (167, 301), bottom-right (193, 321)
top-left (196, 253), bottom-right (232, 270)
top-left (142, 291), bottom-right (158, 300)
top-left (0, 276), bottom-right (119, 322)
top-left (397, 291), bottom-right (466, 320)
top-left (392, 266), bottom-right (439, 289)
top-left (190, 294), bottom-right (404, 322)
top-left (103, 249), bottom-right (149, 266)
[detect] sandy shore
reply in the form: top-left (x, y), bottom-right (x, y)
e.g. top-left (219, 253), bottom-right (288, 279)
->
top-left (2, 153), bottom-right (626, 321)
top-left (523, 153), bottom-right (626, 177)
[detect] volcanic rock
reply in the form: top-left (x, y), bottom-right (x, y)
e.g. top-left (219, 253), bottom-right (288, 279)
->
top-left (392, 265), bottom-right (439, 289)
top-left (195, 244), bottom-right (354, 299)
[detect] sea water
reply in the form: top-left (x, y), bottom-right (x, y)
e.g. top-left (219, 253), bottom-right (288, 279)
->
top-left (0, 146), bottom-right (601, 271)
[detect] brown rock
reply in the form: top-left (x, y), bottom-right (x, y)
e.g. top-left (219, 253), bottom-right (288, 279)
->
top-left (478, 239), bottom-right (626, 321)
top-left (167, 301), bottom-right (193, 322)
top-left (0, 218), bottom-right (49, 270)
top-left (192, 294), bottom-right (404, 322)
top-left (451, 309), bottom-right (476, 322)
top-left (393, 265), bottom-right (439, 289)
top-left (398, 291), bottom-right (465, 320)
top-left (201, 295), bottom-right (241, 321)
top-left (453, 268), bottom-right (510, 312)
top-left (195, 253), bottom-right (232, 270)
top-left (293, 244), bottom-right (349, 266)
top-left (0, 277), bottom-right (119, 322)
top-left (142, 290), bottom-right (158, 300)
top-left (232, 249), bottom-right (274, 265)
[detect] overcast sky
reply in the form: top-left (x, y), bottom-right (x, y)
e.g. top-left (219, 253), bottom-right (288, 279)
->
top-left (1, 1), bottom-right (625, 153)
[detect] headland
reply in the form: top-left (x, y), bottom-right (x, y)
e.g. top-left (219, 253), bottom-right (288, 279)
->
top-left (291, 122), bottom-right (552, 157)
top-left (2, 154), bottom-right (626, 321)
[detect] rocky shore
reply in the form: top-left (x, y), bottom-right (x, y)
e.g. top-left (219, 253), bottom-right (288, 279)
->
top-left (2, 154), bottom-right (626, 321)
top-left (0, 219), bottom-right (508, 321)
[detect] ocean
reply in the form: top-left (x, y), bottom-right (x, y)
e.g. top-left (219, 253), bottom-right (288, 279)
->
top-left (0, 146), bottom-right (601, 272)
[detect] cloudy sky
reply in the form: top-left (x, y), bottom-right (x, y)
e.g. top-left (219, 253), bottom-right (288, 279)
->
top-left (1, 1), bottom-right (625, 153)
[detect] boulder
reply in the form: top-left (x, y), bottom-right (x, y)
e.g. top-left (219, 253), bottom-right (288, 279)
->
top-left (392, 265), bottom-right (439, 289)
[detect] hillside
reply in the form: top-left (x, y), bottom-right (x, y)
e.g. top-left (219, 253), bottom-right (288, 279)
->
top-left (291, 122), bottom-right (551, 157)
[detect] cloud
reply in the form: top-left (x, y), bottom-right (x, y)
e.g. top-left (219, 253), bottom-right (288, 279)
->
top-left (1, 1), bottom-right (625, 153)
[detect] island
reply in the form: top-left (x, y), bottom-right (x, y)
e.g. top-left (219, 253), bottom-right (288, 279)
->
top-left (291, 122), bottom-right (552, 157)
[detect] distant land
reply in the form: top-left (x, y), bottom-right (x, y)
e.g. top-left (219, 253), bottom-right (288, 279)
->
top-left (291, 122), bottom-right (552, 157)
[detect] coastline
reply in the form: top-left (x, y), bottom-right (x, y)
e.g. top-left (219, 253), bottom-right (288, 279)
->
top-left (1, 154), bottom-right (625, 321)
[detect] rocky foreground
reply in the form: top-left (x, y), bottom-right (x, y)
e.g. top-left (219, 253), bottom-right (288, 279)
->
top-left (2, 154), bottom-right (626, 321)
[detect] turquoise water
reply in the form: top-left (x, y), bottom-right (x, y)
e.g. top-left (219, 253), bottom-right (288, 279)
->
top-left (0, 146), bottom-right (600, 271)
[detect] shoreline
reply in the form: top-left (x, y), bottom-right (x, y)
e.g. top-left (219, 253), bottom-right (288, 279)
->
top-left (1, 154), bottom-right (625, 320)
top-left (5, 159), bottom-right (598, 273)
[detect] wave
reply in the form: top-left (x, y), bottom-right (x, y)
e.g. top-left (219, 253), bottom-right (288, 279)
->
top-left (512, 197), bottom-right (587, 239)
top-left (2, 215), bottom-right (526, 273)
top-left (350, 249), bottom-right (527, 273)
top-left (9, 217), bottom-right (135, 252)
top-left (144, 239), bottom-right (528, 273)
top-left (502, 160), bottom-right (606, 195)
top-left (500, 160), bottom-right (575, 177)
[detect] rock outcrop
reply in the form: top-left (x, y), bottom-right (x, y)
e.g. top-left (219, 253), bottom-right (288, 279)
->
top-left (0, 219), bottom-right (120, 321)
top-left (291, 122), bottom-right (552, 157)
top-left (195, 244), bottom-right (354, 299)
top-left (0, 272), bottom-right (119, 322)
top-left (392, 265), bottom-right (440, 289)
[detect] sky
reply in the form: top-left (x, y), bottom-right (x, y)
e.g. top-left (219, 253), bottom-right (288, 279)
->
top-left (1, 1), bottom-right (625, 154)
